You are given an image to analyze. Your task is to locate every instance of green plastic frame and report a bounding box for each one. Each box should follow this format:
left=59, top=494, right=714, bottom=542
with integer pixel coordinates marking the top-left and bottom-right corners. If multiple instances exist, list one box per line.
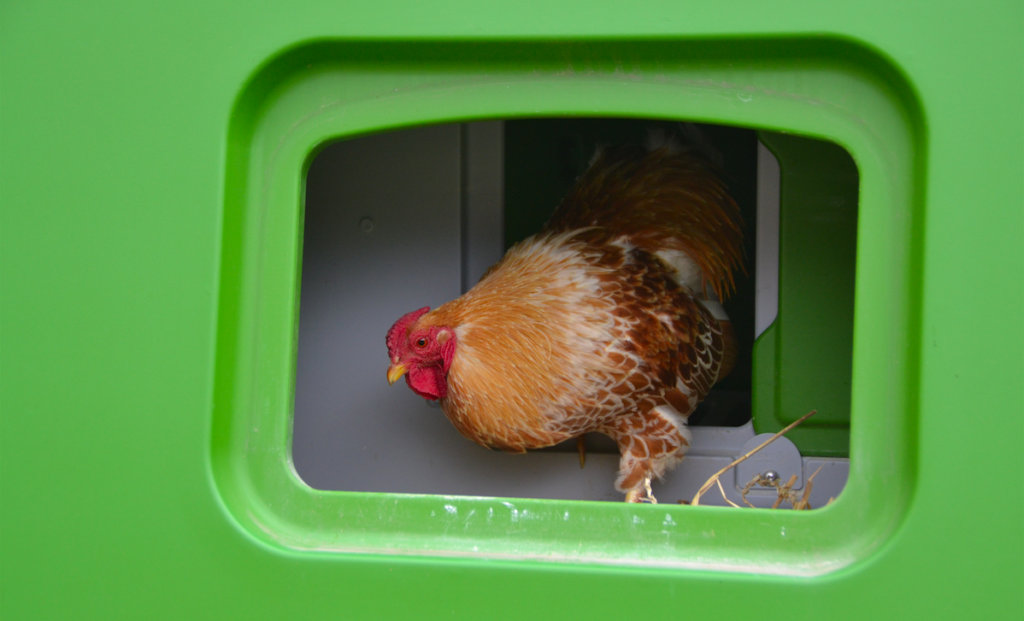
left=211, top=39, right=922, bottom=575
left=753, top=131, right=860, bottom=456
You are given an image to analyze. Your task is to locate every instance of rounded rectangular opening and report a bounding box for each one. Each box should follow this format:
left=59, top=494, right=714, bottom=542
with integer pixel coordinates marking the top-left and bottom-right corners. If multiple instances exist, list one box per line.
left=210, top=39, right=920, bottom=572
left=292, top=118, right=855, bottom=507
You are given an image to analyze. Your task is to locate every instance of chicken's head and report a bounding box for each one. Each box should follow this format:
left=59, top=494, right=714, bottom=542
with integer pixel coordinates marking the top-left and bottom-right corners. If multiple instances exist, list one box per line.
left=385, top=307, right=457, bottom=401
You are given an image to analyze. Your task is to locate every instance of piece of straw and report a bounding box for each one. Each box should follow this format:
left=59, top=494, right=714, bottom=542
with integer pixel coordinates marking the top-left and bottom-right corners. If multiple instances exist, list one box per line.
left=716, top=478, right=741, bottom=508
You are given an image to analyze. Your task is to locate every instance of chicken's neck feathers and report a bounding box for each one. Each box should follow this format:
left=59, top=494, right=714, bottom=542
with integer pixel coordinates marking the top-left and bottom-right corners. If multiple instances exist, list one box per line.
left=426, top=232, right=631, bottom=449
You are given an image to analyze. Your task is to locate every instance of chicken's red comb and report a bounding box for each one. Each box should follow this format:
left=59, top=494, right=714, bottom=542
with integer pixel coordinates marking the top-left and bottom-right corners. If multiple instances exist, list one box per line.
left=386, top=307, right=430, bottom=356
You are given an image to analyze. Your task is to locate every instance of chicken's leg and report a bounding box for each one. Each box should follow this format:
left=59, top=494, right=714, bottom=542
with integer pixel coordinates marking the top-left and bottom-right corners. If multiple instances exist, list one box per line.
left=624, top=475, right=657, bottom=503
left=605, top=401, right=692, bottom=503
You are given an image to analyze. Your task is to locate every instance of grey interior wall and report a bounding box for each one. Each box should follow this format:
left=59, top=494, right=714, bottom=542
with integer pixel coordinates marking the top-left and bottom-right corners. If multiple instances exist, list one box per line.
left=292, top=122, right=847, bottom=505
left=461, top=122, right=505, bottom=291
left=755, top=141, right=780, bottom=338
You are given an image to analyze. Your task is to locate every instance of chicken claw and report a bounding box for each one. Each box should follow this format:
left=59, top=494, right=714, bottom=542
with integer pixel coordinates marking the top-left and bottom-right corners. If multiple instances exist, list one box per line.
left=624, top=475, right=658, bottom=503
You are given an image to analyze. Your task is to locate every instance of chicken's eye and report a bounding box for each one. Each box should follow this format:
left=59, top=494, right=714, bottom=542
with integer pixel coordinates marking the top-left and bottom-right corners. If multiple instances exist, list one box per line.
left=416, top=338, right=427, bottom=348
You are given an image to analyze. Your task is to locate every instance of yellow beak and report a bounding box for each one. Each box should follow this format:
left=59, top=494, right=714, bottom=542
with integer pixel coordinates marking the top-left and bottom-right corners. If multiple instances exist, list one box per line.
left=387, top=363, right=408, bottom=385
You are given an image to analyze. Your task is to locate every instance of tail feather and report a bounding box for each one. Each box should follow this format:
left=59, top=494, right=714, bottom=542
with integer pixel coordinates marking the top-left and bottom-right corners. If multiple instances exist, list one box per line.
left=544, top=139, right=745, bottom=301
left=645, top=123, right=724, bottom=168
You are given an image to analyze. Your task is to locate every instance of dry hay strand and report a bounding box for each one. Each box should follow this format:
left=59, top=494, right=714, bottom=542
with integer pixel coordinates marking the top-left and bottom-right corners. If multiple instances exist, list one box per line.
left=688, top=410, right=817, bottom=508
left=739, top=465, right=824, bottom=510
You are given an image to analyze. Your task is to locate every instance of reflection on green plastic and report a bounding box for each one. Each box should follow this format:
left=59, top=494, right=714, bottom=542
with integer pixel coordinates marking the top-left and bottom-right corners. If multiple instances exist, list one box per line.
left=753, top=132, right=859, bottom=456
left=210, top=40, right=921, bottom=573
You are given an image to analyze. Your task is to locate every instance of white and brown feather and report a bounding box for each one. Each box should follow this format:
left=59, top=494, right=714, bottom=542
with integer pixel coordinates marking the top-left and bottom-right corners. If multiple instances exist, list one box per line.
left=409, top=145, right=743, bottom=497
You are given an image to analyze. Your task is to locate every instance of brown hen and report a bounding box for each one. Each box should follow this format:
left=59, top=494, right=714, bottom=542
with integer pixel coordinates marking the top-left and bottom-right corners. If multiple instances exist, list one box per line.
left=386, top=140, right=744, bottom=502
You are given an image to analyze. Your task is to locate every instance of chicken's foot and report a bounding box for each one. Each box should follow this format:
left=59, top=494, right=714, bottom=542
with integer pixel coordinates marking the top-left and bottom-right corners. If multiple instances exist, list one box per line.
left=624, top=475, right=658, bottom=503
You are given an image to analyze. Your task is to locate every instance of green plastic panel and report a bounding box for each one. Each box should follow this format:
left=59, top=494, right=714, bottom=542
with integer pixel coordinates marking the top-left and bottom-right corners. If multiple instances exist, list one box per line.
left=2, top=2, right=1021, bottom=620
left=210, top=39, right=916, bottom=572
left=753, top=131, right=859, bottom=456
